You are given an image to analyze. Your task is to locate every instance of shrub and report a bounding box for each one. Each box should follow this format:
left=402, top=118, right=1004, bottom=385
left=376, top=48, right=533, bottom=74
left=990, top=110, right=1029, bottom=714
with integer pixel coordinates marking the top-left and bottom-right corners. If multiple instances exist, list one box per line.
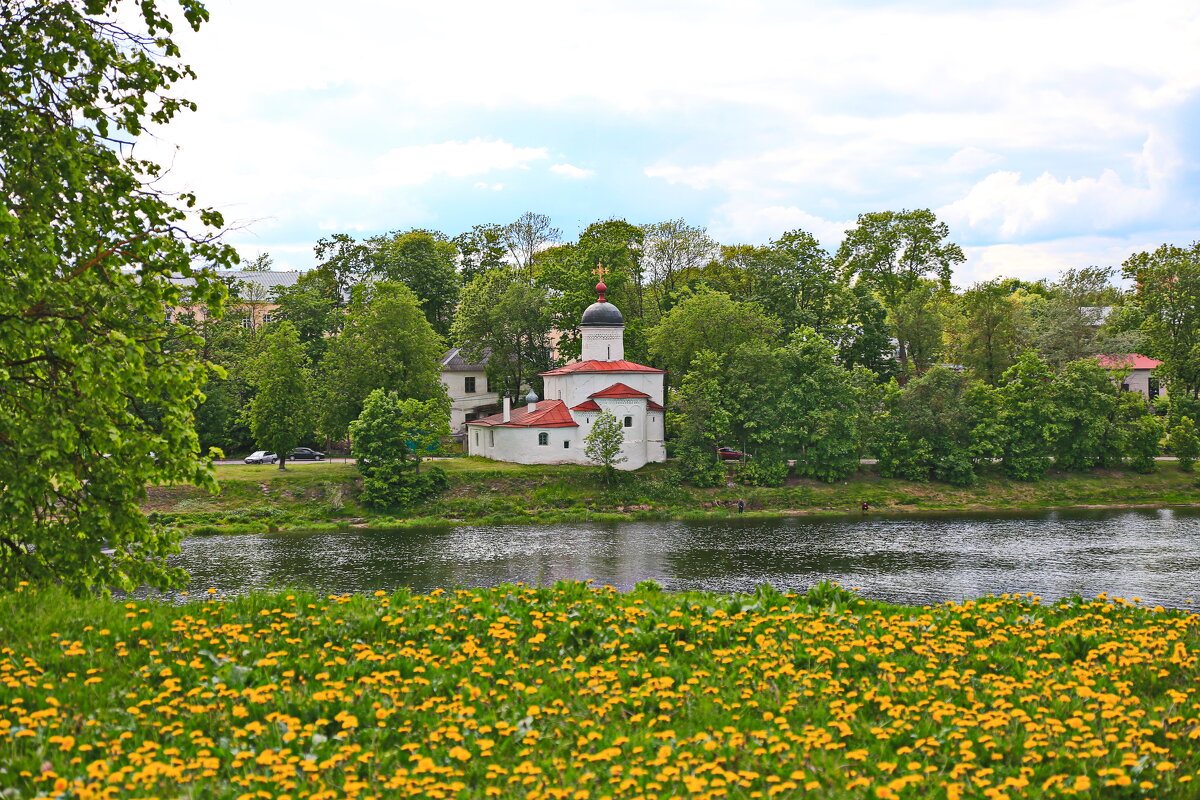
left=740, top=456, right=789, bottom=487
left=1126, top=415, right=1165, bottom=474
left=1169, top=416, right=1199, bottom=473
left=360, top=464, right=449, bottom=511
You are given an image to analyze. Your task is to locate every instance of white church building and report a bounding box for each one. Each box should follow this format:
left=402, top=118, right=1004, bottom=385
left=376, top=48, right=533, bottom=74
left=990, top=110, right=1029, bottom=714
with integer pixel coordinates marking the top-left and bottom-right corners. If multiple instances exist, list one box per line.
left=466, top=281, right=667, bottom=470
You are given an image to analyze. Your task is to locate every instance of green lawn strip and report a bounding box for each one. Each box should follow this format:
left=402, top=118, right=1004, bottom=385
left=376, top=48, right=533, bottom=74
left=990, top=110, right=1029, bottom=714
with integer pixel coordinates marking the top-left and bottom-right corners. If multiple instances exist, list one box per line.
left=2, top=582, right=1198, bottom=799
left=145, top=459, right=1200, bottom=532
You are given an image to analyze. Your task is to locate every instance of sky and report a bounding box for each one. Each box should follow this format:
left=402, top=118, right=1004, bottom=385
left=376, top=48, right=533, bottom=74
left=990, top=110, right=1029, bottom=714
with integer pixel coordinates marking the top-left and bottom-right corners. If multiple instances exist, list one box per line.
left=143, top=0, right=1200, bottom=286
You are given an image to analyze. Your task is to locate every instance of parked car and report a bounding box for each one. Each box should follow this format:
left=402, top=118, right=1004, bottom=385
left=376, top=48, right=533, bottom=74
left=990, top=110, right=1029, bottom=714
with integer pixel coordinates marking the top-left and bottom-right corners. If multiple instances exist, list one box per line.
left=290, top=447, right=325, bottom=461
left=244, top=450, right=277, bottom=464
left=717, top=447, right=751, bottom=461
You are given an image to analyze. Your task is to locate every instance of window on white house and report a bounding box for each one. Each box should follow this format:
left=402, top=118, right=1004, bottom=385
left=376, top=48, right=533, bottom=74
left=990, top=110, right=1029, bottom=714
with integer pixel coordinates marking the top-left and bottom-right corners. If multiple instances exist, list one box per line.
left=538, top=432, right=549, bottom=446
left=1149, top=377, right=1160, bottom=398
left=483, top=377, right=488, bottom=392
left=240, top=316, right=252, bottom=329
left=465, top=376, right=476, bottom=393
left=624, top=416, right=633, bottom=427
left=489, top=430, right=494, bottom=447
left=474, top=432, right=479, bottom=447
left=563, top=440, right=570, bottom=448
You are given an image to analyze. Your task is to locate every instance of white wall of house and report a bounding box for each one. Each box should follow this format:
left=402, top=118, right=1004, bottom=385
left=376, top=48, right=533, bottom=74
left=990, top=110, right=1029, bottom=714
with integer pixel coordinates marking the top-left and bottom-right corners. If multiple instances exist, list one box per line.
left=572, top=400, right=665, bottom=470
left=467, top=425, right=581, bottom=464
left=1120, top=369, right=1166, bottom=401
left=441, top=369, right=499, bottom=432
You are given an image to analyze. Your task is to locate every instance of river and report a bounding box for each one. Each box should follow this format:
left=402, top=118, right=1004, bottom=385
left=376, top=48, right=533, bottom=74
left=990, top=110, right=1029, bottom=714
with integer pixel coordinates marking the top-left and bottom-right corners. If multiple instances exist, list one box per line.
left=169, top=507, right=1200, bottom=608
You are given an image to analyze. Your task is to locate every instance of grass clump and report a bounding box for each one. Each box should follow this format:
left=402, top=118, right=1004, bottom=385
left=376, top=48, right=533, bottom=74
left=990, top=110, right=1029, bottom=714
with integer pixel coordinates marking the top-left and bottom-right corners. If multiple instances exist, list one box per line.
left=2, top=582, right=1199, bottom=798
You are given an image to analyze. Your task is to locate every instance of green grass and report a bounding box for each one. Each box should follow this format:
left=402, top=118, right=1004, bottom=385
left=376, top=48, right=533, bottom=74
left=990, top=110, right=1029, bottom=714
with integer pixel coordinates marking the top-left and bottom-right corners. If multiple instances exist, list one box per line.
left=145, top=458, right=1200, bottom=532
left=2, top=582, right=1198, bottom=799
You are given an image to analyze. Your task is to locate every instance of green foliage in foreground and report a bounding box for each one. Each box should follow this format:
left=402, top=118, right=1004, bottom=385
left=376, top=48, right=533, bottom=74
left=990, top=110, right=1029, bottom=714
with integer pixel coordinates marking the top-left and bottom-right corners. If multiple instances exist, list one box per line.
left=2, top=583, right=1199, bottom=799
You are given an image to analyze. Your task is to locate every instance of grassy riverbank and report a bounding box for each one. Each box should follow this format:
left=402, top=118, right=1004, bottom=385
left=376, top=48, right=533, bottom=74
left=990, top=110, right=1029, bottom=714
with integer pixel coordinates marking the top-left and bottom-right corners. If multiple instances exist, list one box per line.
left=142, top=458, right=1200, bottom=532
left=3, top=582, right=1198, bottom=799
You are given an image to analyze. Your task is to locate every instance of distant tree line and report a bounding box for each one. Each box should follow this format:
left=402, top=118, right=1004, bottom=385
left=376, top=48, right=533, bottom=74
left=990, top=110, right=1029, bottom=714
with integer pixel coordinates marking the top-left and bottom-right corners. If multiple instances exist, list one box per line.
left=182, top=210, right=1200, bottom=486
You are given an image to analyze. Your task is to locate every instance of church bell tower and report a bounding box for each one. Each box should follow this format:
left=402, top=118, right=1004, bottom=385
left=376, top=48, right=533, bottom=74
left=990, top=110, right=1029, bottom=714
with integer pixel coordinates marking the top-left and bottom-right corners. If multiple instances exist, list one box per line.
left=579, top=279, right=624, bottom=362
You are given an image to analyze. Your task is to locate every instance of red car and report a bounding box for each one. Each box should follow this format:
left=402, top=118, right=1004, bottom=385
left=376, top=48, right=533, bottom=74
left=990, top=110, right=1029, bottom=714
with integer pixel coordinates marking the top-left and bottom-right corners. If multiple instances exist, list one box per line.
left=717, top=447, right=751, bottom=461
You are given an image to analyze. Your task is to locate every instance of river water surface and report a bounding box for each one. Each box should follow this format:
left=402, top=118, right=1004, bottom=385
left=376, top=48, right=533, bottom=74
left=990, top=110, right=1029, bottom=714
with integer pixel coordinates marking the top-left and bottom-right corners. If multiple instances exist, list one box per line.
left=172, top=508, right=1200, bottom=608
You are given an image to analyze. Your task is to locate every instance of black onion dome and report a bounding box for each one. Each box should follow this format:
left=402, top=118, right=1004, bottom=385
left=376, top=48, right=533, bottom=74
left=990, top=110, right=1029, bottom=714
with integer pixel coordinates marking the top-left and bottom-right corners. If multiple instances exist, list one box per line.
left=580, top=301, right=624, bottom=326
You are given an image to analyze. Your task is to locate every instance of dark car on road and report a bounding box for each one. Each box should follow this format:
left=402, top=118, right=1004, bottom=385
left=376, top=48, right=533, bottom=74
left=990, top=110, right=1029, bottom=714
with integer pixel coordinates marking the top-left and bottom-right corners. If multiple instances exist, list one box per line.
left=290, top=447, right=325, bottom=461
left=717, top=447, right=751, bottom=461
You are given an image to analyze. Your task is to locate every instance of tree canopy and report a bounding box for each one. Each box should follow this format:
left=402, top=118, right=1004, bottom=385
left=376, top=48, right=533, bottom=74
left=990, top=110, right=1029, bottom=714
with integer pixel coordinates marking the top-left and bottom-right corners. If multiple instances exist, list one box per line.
left=0, top=0, right=235, bottom=593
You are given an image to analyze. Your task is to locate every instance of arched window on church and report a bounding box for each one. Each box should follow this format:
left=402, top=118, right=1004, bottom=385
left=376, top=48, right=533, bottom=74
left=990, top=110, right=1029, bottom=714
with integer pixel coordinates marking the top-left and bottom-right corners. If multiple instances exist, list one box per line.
left=538, top=432, right=549, bottom=446
left=624, top=416, right=633, bottom=428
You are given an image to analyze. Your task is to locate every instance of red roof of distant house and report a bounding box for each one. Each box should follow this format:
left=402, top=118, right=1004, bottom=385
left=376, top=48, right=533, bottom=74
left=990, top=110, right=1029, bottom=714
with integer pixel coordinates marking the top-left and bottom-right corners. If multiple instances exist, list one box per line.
left=589, top=382, right=651, bottom=399
left=571, top=399, right=602, bottom=412
left=540, top=360, right=665, bottom=376
left=1098, top=354, right=1163, bottom=370
left=466, top=399, right=578, bottom=428
left=647, top=400, right=664, bottom=411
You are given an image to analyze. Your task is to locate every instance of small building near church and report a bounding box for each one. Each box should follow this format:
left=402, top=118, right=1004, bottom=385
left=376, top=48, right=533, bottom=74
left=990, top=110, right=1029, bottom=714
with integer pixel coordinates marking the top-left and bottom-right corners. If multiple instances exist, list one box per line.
left=1098, top=353, right=1166, bottom=401
left=466, top=282, right=666, bottom=469
left=439, top=348, right=501, bottom=435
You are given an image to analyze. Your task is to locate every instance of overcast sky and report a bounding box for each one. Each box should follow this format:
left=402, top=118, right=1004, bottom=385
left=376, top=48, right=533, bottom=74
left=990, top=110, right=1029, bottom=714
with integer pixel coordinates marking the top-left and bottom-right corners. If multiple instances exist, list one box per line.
left=145, top=0, right=1200, bottom=285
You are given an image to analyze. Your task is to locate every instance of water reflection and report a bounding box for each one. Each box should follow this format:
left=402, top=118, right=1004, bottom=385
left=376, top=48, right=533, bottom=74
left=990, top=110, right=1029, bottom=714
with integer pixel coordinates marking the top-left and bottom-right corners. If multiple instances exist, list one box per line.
left=170, top=508, right=1200, bottom=608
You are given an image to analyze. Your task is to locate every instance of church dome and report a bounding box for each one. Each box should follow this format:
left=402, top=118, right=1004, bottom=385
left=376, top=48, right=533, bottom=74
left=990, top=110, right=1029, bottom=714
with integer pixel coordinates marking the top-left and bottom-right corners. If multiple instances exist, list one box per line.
left=581, top=298, right=624, bottom=327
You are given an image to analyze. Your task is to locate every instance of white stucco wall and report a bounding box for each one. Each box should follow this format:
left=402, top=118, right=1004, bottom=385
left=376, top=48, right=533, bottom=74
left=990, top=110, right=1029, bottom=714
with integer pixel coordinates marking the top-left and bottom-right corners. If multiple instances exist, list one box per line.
left=581, top=326, right=624, bottom=361
left=441, top=369, right=499, bottom=432
left=1120, top=369, right=1166, bottom=401
left=543, top=371, right=664, bottom=410
left=467, top=424, right=583, bottom=464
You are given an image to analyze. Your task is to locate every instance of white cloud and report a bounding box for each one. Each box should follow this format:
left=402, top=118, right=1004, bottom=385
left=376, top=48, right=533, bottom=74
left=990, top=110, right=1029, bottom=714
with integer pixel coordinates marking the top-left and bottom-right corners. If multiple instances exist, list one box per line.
left=958, top=235, right=1172, bottom=286
left=372, top=139, right=547, bottom=185
left=473, top=182, right=505, bottom=191
left=550, top=163, right=595, bottom=179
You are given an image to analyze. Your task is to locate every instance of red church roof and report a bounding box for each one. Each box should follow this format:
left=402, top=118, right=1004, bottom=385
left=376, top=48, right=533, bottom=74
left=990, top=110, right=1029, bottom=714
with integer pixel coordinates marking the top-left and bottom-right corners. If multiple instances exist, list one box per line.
left=540, top=359, right=665, bottom=376
left=571, top=399, right=602, bottom=412
left=589, top=382, right=651, bottom=399
left=647, top=400, right=664, bottom=411
left=1098, top=354, right=1162, bottom=370
left=466, top=399, right=578, bottom=428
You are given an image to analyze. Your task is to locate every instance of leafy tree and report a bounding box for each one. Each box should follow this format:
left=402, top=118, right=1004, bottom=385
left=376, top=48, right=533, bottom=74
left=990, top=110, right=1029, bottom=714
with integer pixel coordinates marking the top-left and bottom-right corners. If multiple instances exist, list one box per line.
left=837, top=283, right=895, bottom=377
left=316, top=282, right=448, bottom=442
left=889, top=280, right=947, bottom=371
left=453, top=223, right=509, bottom=283
left=242, top=253, right=274, bottom=272
left=1123, top=243, right=1200, bottom=400
left=585, top=411, right=627, bottom=483
left=666, top=351, right=730, bottom=487
left=1033, top=267, right=1115, bottom=367
left=349, top=389, right=450, bottom=509
left=247, top=323, right=311, bottom=470
left=647, top=289, right=782, bottom=382
left=504, top=212, right=561, bottom=275
left=1126, top=414, right=1165, bottom=474
left=994, top=352, right=1061, bottom=481
left=270, top=271, right=341, bottom=364
left=1051, top=359, right=1124, bottom=471
left=452, top=268, right=554, bottom=402
left=876, top=368, right=979, bottom=486
left=757, top=229, right=848, bottom=337
left=959, top=279, right=1023, bottom=385
left=0, top=0, right=235, bottom=593
left=837, top=209, right=964, bottom=365
left=371, top=229, right=460, bottom=337
left=641, top=219, right=716, bottom=317
left=312, top=233, right=371, bottom=307
left=1169, top=417, right=1199, bottom=472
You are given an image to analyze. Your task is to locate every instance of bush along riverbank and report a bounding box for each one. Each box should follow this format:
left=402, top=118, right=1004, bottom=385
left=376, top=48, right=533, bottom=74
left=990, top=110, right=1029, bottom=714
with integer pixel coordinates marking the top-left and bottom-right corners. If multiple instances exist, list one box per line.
left=2, top=581, right=1199, bottom=799
left=142, top=459, right=1200, bottom=533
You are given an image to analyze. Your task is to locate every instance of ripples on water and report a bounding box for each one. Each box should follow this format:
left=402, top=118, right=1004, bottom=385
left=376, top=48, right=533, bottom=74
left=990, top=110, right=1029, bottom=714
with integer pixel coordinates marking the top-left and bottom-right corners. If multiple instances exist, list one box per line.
left=170, top=508, right=1200, bottom=608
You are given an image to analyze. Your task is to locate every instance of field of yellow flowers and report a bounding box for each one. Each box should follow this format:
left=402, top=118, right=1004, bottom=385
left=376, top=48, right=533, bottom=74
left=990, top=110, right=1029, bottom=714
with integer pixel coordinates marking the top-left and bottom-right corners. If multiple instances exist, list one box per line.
left=2, top=580, right=1199, bottom=800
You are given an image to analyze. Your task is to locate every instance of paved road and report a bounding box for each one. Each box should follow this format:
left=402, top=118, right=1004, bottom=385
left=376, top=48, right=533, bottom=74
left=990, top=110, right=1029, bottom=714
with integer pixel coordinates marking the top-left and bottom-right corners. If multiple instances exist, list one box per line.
left=214, top=457, right=355, bottom=466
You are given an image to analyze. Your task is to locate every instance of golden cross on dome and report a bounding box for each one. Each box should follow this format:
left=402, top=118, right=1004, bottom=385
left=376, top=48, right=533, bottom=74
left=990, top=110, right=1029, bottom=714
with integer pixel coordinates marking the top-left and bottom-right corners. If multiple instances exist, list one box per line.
left=593, top=263, right=607, bottom=281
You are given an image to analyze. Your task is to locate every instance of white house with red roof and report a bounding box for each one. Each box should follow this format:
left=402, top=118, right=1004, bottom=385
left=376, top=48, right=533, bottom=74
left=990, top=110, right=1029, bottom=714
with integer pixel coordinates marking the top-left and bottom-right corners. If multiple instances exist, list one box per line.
left=465, top=282, right=666, bottom=469
left=1098, top=354, right=1166, bottom=401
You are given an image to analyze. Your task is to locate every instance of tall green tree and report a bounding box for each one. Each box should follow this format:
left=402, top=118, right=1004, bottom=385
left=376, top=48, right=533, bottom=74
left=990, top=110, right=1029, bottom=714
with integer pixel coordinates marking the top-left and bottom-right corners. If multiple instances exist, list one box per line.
left=958, top=279, right=1023, bottom=385
left=453, top=223, right=509, bottom=284
left=876, top=368, right=980, bottom=486
left=1169, top=417, right=1199, bottom=472
left=452, top=269, right=554, bottom=402
left=836, top=283, right=895, bottom=378
left=270, top=271, right=341, bottom=363
left=1123, top=243, right=1200, bottom=400
left=757, top=229, right=848, bottom=337
left=666, top=351, right=731, bottom=487
left=1050, top=359, right=1125, bottom=471
left=317, top=282, right=448, bottom=442
left=837, top=209, right=964, bottom=365
left=647, top=289, right=782, bottom=382
left=350, top=389, right=450, bottom=509
left=371, top=229, right=460, bottom=337
left=1033, top=267, right=1115, bottom=368
left=994, top=352, right=1061, bottom=481
left=247, top=323, right=311, bottom=470
left=504, top=212, right=561, bottom=275
left=889, top=280, right=948, bottom=371
left=0, top=0, right=236, bottom=593
left=584, top=411, right=627, bottom=484
left=640, top=219, right=716, bottom=318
